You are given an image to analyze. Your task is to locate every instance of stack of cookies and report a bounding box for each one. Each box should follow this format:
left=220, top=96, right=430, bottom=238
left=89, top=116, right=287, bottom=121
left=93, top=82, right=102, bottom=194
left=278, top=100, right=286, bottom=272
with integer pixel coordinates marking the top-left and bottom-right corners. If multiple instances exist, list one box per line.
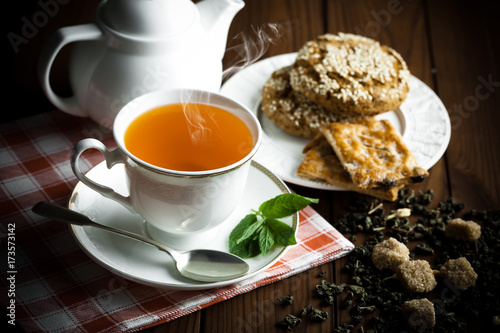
left=261, top=33, right=428, bottom=201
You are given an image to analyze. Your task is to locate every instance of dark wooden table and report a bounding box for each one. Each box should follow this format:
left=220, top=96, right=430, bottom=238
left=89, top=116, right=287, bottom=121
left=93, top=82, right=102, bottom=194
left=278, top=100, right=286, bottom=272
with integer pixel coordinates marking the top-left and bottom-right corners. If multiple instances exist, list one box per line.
left=5, top=0, right=499, bottom=332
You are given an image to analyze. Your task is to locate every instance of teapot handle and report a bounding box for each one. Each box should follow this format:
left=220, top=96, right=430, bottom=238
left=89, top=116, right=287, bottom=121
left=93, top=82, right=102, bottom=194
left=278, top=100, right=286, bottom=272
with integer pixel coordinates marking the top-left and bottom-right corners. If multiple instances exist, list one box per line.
left=38, top=23, right=103, bottom=117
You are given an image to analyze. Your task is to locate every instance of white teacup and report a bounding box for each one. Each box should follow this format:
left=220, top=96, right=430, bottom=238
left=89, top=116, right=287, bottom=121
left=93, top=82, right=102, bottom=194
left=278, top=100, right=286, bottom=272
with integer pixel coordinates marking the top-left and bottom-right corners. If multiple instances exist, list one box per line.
left=71, top=89, right=262, bottom=250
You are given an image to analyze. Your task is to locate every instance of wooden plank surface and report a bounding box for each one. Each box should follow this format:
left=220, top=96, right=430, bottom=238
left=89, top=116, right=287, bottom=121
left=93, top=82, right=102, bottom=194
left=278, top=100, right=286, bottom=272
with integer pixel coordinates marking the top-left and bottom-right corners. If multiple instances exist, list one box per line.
left=426, top=0, right=500, bottom=210
left=148, top=1, right=499, bottom=332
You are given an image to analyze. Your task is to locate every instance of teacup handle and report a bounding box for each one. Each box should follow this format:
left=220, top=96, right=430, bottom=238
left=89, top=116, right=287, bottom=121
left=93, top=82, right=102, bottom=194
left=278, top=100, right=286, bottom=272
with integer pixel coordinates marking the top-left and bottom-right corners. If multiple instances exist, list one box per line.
left=71, top=138, right=134, bottom=212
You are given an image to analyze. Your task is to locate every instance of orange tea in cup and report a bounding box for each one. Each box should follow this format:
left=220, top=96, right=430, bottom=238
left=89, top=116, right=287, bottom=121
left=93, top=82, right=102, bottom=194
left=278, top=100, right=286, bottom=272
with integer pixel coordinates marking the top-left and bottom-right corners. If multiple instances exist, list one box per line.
left=124, top=103, right=253, bottom=171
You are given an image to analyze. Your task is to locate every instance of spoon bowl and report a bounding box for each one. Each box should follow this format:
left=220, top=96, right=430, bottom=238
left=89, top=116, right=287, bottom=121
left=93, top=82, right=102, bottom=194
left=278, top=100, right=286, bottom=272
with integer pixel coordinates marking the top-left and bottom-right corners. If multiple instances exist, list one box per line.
left=32, top=201, right=250, bottom=283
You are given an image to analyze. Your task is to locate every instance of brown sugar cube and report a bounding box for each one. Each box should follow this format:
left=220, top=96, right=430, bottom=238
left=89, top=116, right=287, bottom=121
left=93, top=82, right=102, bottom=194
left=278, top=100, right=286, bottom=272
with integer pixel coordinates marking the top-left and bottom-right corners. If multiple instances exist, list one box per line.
left=395, top=260, right=437, bottom=293
left=439, top=257, right=478, bottom=291
left=372, top=237, right=410, bottom=271
left=402, top=298, right=436, bottom=329
left=445, top=218, right=481, bottom=241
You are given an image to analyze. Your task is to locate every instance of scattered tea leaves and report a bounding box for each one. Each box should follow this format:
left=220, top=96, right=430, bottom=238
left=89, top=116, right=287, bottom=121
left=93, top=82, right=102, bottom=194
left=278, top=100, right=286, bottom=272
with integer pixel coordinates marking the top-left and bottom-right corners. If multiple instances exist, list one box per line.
left=273, top=189, right=499, bottom=331
left=276, top=304, right=329, bottom=330
left=277, top=295, right=294, bottom=305
left=310, top=308, right=328, bottom=322
left=275, top=314, right=301, bottom=330
left=330, top=189, right=500, bottom=332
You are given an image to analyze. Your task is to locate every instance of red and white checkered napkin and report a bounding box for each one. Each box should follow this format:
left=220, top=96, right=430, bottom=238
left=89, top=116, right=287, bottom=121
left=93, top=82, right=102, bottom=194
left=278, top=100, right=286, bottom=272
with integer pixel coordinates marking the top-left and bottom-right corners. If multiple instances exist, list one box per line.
left=0, top=111, right=354, bottom=333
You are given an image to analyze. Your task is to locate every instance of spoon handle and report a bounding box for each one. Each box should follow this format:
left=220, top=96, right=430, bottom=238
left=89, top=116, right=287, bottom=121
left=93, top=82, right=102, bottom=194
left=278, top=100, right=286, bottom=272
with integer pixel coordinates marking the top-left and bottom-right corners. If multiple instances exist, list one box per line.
left=31, top=201, right=181, bottom=261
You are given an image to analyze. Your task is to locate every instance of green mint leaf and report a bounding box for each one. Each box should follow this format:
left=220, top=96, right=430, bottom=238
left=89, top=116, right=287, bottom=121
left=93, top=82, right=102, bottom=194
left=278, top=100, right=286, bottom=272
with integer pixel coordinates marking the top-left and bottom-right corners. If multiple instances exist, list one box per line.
left=229, top=213, right=257, bottom=244
left=247, top=237, right=262, bottom=258
left=267, top=218, right=297, bottom=246
left=259, top=193, right=319, bottom=219
left=235, top=217, right=265, bottom=245
left=229, top=214, right=258, bottom=258
left=259, top=225, right=275, bottom=256
left=229, top=236, right=261, bottom=259
left=229, top=194, right=317, bottom=258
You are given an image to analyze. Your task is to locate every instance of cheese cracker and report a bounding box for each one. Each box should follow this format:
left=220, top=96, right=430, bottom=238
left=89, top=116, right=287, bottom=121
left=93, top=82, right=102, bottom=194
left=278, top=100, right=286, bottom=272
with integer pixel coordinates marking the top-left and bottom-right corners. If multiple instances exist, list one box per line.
left=297, top=133, right=403, bottom=201
left=321, top=118, right=428, bottom=189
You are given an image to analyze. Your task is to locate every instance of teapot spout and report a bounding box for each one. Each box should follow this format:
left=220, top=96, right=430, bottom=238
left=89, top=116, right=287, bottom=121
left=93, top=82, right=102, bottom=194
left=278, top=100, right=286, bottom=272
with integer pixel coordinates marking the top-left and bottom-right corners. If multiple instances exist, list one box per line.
left=196, top=0, right=244, bottom=60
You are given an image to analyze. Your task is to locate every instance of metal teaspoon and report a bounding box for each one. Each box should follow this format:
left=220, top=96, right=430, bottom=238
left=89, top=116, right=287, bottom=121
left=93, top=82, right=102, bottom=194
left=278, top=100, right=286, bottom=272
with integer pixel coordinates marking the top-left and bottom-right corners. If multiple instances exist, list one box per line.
left=32, top=201, right=250, bottom=283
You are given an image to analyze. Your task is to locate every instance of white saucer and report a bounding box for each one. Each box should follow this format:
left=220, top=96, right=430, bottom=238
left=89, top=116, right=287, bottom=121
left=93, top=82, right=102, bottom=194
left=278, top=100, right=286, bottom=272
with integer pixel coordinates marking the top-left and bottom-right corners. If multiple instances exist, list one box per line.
left=68, top=160, right=296, bottom=290
left=220, top=53, right=451, bottom=190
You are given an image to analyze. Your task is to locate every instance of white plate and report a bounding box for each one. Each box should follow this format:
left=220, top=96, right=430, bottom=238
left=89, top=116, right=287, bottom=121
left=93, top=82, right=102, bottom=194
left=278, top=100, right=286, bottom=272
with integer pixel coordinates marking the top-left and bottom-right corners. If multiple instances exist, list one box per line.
left=68, top=160, right=296, bottom=290
left=220, top=53, right=451, bottom=190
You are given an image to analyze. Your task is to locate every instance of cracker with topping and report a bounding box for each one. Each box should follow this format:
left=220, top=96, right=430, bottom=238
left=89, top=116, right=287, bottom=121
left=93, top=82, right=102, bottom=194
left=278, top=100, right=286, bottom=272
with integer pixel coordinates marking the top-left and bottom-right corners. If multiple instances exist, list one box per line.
left=321, top=118, right=428, bottom=189
left=289, top=33, right=410, bottom=117
left=297, top=133, right=403, bottom=201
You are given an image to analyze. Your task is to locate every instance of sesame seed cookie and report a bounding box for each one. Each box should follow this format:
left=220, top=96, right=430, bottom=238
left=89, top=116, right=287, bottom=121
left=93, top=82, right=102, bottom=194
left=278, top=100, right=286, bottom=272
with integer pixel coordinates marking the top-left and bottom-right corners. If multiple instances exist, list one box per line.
left=289, top=33, right=411, bottom=116
left=261, top=65, right=366, bottom=138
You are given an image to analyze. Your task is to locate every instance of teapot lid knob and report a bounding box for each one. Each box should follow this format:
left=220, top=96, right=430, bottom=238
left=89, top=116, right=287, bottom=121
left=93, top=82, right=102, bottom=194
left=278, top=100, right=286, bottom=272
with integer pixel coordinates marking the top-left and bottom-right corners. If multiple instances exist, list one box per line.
left=99, top=0, right=199, bottom=37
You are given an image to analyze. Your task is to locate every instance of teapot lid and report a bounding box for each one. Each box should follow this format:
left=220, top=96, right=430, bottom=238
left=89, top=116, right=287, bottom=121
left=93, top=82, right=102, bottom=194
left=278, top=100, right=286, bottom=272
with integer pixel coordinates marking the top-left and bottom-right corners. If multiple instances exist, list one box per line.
left=98, top=0, right=199, bottom=37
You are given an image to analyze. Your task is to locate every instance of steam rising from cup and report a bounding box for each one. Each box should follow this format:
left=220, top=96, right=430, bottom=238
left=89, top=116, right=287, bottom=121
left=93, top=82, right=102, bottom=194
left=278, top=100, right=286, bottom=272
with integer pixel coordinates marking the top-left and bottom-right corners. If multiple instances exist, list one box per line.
left=181, top=23, right=282, bottom=145
left=184, top=102, right=216, bottom=146
left=223, top=23, right=283, bottom=80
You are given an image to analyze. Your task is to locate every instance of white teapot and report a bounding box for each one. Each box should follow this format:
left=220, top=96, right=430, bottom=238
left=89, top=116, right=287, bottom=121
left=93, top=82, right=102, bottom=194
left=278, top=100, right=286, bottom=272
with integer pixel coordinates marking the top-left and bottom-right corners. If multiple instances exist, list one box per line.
left=38, top=0, right=244, bottom=127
